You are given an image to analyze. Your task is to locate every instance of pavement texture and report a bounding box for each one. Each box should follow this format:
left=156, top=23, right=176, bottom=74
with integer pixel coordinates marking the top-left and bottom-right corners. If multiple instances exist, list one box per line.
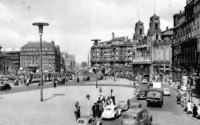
left=163, top=81, right=200, bottom=123
left=0, top=78, right=136, bottom=125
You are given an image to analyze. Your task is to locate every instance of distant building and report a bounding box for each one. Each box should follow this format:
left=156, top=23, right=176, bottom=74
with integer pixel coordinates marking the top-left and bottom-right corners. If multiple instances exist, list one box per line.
left=1, top=48, right=20, bottom=74
left=90, top=33, right=133, bottom=77
left=61, top=52, right=76, bottom=72
left=0, top=52, right=12, bottom=75
left=20, top=40, right=61, bottom=73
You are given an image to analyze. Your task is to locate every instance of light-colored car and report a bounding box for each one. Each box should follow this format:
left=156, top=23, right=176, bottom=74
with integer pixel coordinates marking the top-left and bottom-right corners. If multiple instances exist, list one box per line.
left=163, top=88, right=171, bottom=96
left=121, top=108, right=152, bottom=125
left=118, top=100, right=129, bottom=111
left=76, top=116, right=102, bottom=125
left=101, top=105, right=121, bottom=119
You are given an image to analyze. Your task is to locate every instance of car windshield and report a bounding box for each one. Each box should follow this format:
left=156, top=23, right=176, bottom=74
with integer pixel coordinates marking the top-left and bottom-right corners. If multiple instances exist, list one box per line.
left=147, top=91, right=161, bottom=98
left=105, top=108, right=111, bottom=111
left=164, top=88, right=169, bottom=91
left=139, top=91, right=145, bottom=94
left=77, top=120, right=85, bottom=124
left=122, top=114, right=136, bottom=119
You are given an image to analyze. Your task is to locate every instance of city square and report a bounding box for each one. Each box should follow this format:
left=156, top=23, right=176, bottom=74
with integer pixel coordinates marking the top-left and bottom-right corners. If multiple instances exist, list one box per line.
left=0, top=0, right=200, bottom=125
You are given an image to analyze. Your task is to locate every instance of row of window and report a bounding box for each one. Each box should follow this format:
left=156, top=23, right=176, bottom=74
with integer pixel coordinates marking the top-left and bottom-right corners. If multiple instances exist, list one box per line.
left=21, top=47, right=53, bottom=51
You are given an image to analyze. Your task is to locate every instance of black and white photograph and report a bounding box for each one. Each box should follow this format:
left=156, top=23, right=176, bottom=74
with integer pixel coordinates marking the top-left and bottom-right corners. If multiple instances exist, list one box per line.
left=0, top=0, right=200, bottom=125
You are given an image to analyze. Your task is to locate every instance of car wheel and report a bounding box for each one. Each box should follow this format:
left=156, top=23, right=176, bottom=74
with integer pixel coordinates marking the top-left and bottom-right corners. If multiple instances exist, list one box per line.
left=98, top=123, right=102, bottom=125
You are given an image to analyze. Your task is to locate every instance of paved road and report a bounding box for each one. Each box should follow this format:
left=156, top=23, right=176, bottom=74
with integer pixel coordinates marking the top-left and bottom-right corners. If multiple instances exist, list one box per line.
left=100, top=82, right=200, bottom=125
left=1, top=79, right=199, bottom=125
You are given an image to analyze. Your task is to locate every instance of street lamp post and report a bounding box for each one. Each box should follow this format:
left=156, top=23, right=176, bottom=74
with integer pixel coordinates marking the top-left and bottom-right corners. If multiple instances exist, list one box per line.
left=91, top=39, right=101, bottom=88
left=32, top=22, right=49, bottom=102
left=113, top=48, right=116, bottom=82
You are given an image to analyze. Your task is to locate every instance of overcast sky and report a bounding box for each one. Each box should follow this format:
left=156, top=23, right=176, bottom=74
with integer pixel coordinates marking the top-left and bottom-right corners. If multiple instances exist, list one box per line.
left=0, top=0, right=185, bottom=63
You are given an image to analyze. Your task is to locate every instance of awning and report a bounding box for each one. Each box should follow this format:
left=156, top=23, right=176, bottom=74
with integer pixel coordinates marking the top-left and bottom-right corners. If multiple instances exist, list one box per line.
left=130, top=61, right=152, bottom=65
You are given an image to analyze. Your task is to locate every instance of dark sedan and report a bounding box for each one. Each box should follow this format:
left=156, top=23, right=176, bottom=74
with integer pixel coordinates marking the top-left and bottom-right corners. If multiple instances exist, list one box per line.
left=0, top=84, right=12, bottom=91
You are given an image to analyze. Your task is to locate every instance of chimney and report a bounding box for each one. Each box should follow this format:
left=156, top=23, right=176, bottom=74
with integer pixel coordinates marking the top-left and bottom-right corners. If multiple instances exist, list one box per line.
left=51, top=40, right=54, bottom=45
left=166, top=26, right=168, bottom=31
left=112, top=32, right=115, bottom=39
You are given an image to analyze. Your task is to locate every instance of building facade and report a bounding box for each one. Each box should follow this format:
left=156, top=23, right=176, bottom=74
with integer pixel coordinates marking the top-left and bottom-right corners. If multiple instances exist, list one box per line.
left=172, top=0, right=200, bottom=88
left=61, top=52, right=76, bottom=72
left=1, top=48, right=20, bottom=74
left=132, top=14, right=173, bottom=80
left=90, top=33, right=133, bottom=77
left=20, top=41, right=61, bottom=73
left=0, top=52, right=12, bottom=75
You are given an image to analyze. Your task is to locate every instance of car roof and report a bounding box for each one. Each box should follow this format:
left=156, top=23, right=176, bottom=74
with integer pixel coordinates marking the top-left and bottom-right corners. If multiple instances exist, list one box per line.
left=123, top=108, right=143, bottom=114
left=79, top=116, right=92, bottom=120
left=148, top=88, right=163, bottom=92
left=105, top=105, right=116, bottom=108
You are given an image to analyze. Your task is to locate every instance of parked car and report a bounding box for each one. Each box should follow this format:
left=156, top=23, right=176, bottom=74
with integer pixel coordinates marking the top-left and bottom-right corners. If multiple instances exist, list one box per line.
left=118, top=100, right=129, bottom=111
left=0, top=83, right=12, bottom=91
left=121, top=108, right=152, bottom=125
left=129, top=102, right=143, bottom=109
left=142, top=75, right=150, bottom=84
left=101, top=105, right=121, bottom=119
left=137, top=89, right=148, bottom=100
left=76, top=116, right=102, bottom=125
left=163, top=88, right=171, bottom=96
left=146, top=88, right=164, bottom=108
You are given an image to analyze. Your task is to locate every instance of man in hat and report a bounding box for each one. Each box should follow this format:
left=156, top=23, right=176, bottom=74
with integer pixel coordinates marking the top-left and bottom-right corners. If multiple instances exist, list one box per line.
left=193, top=103, right=198, bottom=117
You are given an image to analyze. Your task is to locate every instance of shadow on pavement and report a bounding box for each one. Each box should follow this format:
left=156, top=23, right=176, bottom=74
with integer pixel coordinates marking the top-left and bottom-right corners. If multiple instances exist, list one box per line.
left=43, top=95, right=57, bottom=102
left=52, top=94, right=65, bottom=96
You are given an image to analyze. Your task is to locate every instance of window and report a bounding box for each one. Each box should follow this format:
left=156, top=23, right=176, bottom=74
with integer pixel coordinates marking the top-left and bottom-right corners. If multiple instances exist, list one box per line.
left=155, top=23, right=158, bottom=30
left=140, top=29, right=143, bottom=34
left=156, top=34, right=158, bottom=40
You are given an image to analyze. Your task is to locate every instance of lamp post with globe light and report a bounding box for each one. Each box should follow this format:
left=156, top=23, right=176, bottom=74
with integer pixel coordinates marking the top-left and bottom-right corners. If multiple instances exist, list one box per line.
left=32, top=22, right=49, bottom=102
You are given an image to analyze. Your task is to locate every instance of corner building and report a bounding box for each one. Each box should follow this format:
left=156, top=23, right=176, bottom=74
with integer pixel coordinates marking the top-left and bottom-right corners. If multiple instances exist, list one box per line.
left=20, top=41, right=61, bottom=73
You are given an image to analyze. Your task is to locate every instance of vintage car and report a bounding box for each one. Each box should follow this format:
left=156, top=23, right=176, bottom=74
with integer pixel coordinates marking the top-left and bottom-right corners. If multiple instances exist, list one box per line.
left=137, top=89, right=148, bottom=100
left=163, top=88, right=171, bottom=96
left=146, top=88, right=164, bottom=108
left=142, top=75, right=150, bottom=84
left=121, top=108, right=152, bottom=125
left=76, top=116, right=102, bottom=125
left=118, top=100, right=129, bottom=111
left=0, top=83, right=12, bottom=91
left=129, top=102, right=143, bottom=109
left=101, top=105, right=121, bottom=119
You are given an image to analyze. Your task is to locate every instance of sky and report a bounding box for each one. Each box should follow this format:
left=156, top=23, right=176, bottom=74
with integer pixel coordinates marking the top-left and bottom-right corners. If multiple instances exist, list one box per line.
left=0, top=0, right=185, bottom=63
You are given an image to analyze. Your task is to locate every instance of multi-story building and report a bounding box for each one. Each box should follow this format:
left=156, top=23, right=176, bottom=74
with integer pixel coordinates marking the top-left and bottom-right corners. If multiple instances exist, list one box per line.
left=1, top=48, right=20, bottom=74
left=148, top=15, right=173, bottom=77
left=0, top=52, right=12, bottom=75
left=90, top=33, right=133, bottom=77
left=132, top=14, right=173, bottom=80
left=172, top=0, right=200, bottom=87
left=132, top=21, right=151, bottom=76
left=61, top=52, right=76, bottom=72
left=20, top=40, right=61, bottom=73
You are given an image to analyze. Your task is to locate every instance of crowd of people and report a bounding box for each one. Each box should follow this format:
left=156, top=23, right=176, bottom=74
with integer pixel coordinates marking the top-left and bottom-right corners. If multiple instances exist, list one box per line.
left=184, top=100, right=200, bottom=119
left=92, top=96, right=115, bottom=118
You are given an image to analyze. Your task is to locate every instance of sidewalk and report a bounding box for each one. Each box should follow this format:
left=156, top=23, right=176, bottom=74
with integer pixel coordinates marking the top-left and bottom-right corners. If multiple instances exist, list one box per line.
left=163, top=81, right=200, bottom=122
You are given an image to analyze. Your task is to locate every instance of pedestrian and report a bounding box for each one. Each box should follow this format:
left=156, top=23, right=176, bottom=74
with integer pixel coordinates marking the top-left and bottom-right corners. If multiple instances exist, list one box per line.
left=92, top=103, right=96, bottom=118
left=53, top=78, right=56, bottom=88
left=77, top=77, right=79, bottom=83
left=74, top=102, right=81, bottom=121
left=95, top=103, right=100, bottom=118
left=197, top=103, right=200, bottom=119
left=97, top=97, right=101, bottom=104
left=193, top=103, right=198, bottom=117
left=187, top=100, right=192, bottom=114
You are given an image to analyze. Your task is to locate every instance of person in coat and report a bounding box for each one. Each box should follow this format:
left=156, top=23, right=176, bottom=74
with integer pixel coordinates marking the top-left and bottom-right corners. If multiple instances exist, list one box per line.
left=193, top=103, right=198, bottom=117
left=92, top=103, right=96, bottom=118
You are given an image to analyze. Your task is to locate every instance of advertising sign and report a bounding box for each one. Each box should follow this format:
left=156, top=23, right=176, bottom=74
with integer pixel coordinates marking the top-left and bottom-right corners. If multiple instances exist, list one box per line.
left=181, top=75, right=188, bottom=91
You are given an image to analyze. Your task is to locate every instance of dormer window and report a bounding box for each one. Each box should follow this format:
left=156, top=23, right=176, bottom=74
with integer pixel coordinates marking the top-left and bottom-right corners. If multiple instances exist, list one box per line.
left=140, top=29, right=142, bottom=34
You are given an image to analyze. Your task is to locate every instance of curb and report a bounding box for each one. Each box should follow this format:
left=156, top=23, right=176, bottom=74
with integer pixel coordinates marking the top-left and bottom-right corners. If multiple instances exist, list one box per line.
left=183, top=111, right=200, bottom=123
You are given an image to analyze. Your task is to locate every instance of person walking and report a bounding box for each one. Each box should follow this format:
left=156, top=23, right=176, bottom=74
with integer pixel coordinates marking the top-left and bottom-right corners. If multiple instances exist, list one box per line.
left=193, top=103, right=198, bottom=118
left=53, top=78, right=56, bottom=88
left=187, top=100, right=192, bottom=114
left=74, top=102, right=81, bottom=121
left=92, top=103, right=96, bottom=118
left=197, top=103, right=200, bottom=118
